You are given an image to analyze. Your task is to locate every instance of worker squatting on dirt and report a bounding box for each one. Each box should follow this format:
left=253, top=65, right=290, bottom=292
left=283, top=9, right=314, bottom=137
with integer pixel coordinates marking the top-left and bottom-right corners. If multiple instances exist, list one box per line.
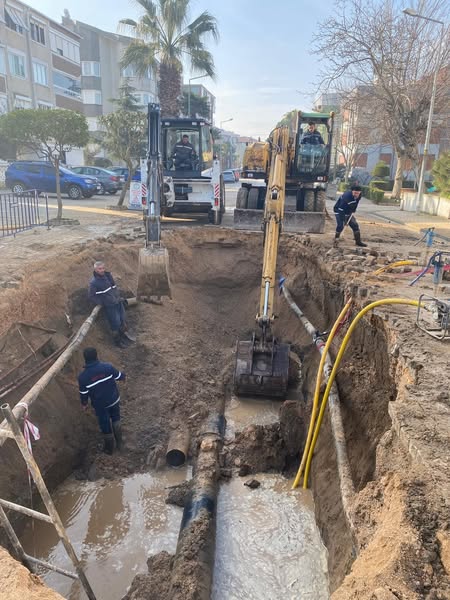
left=78, top=347, right=125, bottom=455
left=88, top=261, right=133, bottom=348
left=333, top=186, right=368, bottom=247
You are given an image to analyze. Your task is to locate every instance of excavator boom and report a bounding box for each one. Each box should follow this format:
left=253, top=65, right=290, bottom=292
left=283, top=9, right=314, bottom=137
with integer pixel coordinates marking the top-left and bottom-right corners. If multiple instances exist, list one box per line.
left=234, top=128, right=291, bottom=398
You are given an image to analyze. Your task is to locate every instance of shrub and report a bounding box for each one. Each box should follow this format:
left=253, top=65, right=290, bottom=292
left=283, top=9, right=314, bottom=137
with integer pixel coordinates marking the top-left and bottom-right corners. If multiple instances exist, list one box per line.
left=401, top=180, right=415, bottom=189
left=432, top=152, right=450, bottom=198
left=372, top=161, right=390, bottom=178
left=369, top=188, right=385, bottom=203
left=338, top=181, right=350, bottom=192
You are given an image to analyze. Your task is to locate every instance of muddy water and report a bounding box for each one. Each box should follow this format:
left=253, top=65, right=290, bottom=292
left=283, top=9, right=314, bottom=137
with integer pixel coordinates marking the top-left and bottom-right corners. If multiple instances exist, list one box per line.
left=212, top=476, right=329, bottom=600
left=225, top=394, right=280, bottom=440
left=20, top=468, right=189, bottom=600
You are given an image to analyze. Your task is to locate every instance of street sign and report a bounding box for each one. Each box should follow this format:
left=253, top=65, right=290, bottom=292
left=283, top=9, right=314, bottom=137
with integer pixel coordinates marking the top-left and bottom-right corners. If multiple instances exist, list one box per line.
left=129, top=181, right=142, bottom=211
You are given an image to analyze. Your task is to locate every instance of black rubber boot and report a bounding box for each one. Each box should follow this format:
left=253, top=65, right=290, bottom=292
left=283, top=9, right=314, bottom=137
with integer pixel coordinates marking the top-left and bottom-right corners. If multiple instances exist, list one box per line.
left=333, top=231, right=341, bottom=247
left=112, top=421, right=123, bottom=451
left=102, top=433, right=115, bottom=455
left=354, top=231, right=368, bottom=247
left=113, top=331, right=127, bottom=348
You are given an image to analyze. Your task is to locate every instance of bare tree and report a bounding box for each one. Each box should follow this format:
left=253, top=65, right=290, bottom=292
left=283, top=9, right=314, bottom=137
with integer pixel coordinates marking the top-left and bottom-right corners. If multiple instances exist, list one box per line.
left=314, top=0, right=450, bottom=197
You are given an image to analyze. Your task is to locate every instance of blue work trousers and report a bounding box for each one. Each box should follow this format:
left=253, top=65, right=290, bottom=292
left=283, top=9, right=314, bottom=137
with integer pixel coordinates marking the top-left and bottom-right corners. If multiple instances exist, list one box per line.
left=95, top=400, right=121, bottom=434
left=335, top=212, right=360, bottom=234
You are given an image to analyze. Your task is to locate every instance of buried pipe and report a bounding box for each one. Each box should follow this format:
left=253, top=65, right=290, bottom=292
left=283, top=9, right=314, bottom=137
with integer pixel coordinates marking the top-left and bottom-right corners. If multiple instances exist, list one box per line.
left=166, top=430, right=190, bottom=467
left=281, top=286, right=357, bottom=542
left=169, top=411, right=225, bottom=600
left=0, top=305, right=101, bottom=446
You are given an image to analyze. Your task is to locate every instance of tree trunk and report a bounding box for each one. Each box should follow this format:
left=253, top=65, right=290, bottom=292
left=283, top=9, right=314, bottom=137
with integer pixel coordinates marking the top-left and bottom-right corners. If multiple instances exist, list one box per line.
left=159, top=63, right=182, bottom=117
left=392, top=152, right=405, bottom=199
left=117, top=176, right=131, bottom=207
left=54, top=157, right=63, bottom=220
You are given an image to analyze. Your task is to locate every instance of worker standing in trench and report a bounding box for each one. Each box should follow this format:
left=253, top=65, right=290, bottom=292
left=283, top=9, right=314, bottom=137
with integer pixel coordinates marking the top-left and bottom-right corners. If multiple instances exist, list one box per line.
left=78, top=347, right=125, bottom=454
left=88, top=261, right=134, bottom=348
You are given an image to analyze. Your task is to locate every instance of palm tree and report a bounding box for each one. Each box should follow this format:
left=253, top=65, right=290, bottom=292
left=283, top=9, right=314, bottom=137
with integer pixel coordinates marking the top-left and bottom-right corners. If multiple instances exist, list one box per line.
left=120, top=0, right=219, bottom=117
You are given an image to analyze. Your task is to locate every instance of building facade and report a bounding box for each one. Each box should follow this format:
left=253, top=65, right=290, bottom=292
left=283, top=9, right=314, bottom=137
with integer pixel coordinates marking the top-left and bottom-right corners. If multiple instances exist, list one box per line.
left=183, top=83, right=215, bottom=124
left=62, top=13, right=158, bottom=134
left=0, top=0, right=83, bottom=116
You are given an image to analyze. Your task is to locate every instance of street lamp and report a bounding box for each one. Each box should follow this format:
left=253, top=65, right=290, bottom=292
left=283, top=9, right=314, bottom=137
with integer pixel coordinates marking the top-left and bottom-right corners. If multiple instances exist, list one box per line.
left=188, top=74, right=208, bottom=117
left=403, top=8, right=445, bottom=214
left=220, top=118, right=233, bottom=129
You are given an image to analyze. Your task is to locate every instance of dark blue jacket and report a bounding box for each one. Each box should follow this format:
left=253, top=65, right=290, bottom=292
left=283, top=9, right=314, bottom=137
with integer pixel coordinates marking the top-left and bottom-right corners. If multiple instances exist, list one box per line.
left=334, top=190, right=362, bottom=215
left=78, top=360, right=125, bottom=412
left=88, top=271, right=121, bottom=307
left=301, top=130, right=325, bottom=145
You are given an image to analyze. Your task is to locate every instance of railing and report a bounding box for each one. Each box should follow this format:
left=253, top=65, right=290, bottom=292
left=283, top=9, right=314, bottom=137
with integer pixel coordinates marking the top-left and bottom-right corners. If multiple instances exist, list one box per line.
left=0, top=191, right=50, bottom=237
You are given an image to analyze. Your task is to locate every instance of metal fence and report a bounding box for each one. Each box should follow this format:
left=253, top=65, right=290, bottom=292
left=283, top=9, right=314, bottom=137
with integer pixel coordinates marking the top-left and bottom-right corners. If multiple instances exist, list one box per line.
left=0, top=191, right=50, bottom=238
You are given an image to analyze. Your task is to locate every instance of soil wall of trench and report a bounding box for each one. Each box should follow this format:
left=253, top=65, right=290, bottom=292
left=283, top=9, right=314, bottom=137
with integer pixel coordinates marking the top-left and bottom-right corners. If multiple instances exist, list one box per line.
left=0, top=227, right=449, bottom=599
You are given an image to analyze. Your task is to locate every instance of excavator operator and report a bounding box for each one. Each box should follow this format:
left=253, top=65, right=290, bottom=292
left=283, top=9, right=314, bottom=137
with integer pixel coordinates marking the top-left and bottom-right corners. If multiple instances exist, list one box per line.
left=301, top=123, right=325, bottom=145
left=171, top=134, right=197, bottom=170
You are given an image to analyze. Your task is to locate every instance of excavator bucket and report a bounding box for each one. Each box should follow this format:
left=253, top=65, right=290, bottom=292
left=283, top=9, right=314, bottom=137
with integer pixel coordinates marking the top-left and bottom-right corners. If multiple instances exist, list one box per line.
left=233, top=338, right=290, bottom=399
left=137, top=246, right=171, bottom=300
left=233, top=208, right=325, bottom=234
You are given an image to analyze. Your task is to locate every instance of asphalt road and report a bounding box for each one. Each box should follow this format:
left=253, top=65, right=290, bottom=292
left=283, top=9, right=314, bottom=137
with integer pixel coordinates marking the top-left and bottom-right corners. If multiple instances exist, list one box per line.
left=43, top=182, right=240, bottom=226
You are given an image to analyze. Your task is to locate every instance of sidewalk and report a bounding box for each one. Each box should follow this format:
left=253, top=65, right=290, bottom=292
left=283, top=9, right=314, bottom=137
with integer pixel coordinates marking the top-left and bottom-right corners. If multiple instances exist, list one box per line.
left=327, top=184, right=450, bottom=241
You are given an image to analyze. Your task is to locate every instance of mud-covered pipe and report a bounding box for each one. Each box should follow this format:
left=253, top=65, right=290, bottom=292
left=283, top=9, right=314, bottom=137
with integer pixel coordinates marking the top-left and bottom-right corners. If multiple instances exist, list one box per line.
left=169, top=410, right=224, bottom=600
left=166, top=430, right=190, bottom=467
left=281, top=286, right=356, bottom=539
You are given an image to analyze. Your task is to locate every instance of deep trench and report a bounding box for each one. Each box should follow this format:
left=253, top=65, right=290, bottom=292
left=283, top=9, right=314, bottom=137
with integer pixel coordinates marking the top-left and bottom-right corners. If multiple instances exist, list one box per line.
left=0, top=228, right=398, bottom=599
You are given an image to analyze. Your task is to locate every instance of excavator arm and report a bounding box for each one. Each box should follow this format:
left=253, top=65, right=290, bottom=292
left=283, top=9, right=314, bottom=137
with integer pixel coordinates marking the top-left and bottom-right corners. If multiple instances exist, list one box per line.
left=234, top=127, right=291, bottom=398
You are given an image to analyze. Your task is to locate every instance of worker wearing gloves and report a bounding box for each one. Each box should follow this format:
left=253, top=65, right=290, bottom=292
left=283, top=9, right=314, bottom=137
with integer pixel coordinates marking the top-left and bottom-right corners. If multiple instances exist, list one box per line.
left=78, top=347, right=125, bottom=455
left=88, top=261, right=132, bottom=348
left=333, top=186, right=367, bottom=247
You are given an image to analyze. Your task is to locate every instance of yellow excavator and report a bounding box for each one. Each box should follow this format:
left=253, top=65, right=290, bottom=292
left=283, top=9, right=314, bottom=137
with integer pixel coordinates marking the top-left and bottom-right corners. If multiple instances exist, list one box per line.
left=233, top=111, right=334, bottom=398
left=233, top=126, right=291, bottom=398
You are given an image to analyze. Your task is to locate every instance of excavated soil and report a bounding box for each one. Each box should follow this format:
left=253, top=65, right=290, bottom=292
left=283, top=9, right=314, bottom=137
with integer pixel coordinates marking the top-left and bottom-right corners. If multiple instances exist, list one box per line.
left=0, top=222, right=449, bottom=599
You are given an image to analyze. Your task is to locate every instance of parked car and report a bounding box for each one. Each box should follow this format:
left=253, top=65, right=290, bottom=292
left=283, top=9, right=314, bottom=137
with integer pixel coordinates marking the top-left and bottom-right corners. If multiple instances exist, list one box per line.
left=5, top=161, right=99, bottom=199
left=223, top=169, right=237, bottom=183
left=110, top=166, right=141, bottom=183
left=232, top=168, right=240, bottom=182
left=71, top=166, right=121, bottom=195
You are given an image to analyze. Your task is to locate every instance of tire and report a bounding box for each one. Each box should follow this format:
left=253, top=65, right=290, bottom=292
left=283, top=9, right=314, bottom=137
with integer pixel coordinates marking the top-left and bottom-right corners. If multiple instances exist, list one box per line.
left=67, top=185, right=82, bottom=200
left=82, top=193, right=93, bottom=198
left=108, top=190, right=118, bottom=195
left=304, top=190, right=315, bottom=211
left=247, top=187, right=259, bottom=209
left=236, top=187, right=248, bottom=209
left=316, top=189, right=326, bottom=212
left=11, top=182, right=25, bottom=194
left=97, top=183, right=105, bottom=195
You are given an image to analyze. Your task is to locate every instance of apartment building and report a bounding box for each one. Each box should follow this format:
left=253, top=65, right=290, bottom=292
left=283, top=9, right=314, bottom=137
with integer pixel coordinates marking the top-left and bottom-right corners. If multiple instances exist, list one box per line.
left=0, top=0, right=82, bottom=116
left=182, top=83, right=215, bottom=124
left=62, top=13, right=158, bottom=133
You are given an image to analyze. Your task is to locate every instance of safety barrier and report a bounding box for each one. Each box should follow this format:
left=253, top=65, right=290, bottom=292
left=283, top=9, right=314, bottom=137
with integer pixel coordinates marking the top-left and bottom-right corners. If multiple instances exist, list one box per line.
left=0, top=191, right=50, bottom=238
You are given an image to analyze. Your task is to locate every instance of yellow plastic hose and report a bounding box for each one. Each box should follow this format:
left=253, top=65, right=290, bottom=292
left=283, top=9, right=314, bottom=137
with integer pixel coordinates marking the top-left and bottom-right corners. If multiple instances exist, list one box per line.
left=372, top=260, right=417, bottom=277
left=303, top=298, right=420, bottom=489
left=292, top=298, right=353, bottom=489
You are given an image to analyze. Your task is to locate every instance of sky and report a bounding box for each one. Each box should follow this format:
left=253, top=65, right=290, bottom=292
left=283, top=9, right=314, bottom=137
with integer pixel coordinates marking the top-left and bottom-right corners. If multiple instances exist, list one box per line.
left=24, top=0, right=335, bottom=139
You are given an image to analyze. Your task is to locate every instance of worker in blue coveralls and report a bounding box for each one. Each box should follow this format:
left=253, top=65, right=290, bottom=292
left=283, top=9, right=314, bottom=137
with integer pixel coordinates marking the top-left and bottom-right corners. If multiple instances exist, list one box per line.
left=88, top=260, right=132, bottom=348
left=78, top=347, right=125, bottom=454
left=333, top=185, right=367, bottom=247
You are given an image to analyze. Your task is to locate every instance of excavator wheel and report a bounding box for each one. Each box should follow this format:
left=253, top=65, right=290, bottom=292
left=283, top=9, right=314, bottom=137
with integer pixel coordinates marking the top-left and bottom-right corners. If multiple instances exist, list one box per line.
left=316, top=189, right=326, bottom=212
left=304, top=190, right=315, bottom=211
left=247, top=188, right=259, bottom=209
left=236, top=187, right=249, bottom=209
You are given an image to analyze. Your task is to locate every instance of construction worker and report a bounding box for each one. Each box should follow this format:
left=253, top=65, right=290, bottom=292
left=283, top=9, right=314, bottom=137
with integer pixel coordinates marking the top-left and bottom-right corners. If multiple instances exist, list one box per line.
left=301, top=123, right=325, bottom=145
left=333, top=186, right=368, bottom=247
left=78, top=347, right=125, bottom=455
left=171, top=134, right=197, bottom=170
left=88, top=261, right=132, bottom=348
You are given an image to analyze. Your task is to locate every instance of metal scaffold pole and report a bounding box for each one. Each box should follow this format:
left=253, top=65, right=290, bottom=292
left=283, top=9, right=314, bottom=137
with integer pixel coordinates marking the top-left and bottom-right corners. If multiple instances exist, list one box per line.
left=0, top=403, right=97, bottom=600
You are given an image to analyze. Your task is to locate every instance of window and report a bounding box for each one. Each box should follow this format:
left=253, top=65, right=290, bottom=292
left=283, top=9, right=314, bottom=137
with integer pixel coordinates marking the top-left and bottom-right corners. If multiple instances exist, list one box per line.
left=122, top=65, right=136, bottom=78
left=146, top=67, right=154, bottom=80
left=0, top=48, right=6, bottom=75
left=8, top=52, right=26, bottom=78
left=33, top=62, right=48, bottom=86
left=53, top=70, right=81, bottom=98
left=82, top=89, right=102, bottom=105
left=38, top=101, right=53, bottom=110
left=49, top=31, right=80, bottom=63
left=0, top=94, right=8, bottom=115
left=14, top=95, right=32, bottom=109
left=134, top=92, right=155, bottom=106
left=82, top=61, right=101, bottom=77
left=4, top=6, right=26, bottom=34
left=30, top=21, right=46, bottom=45
left=87, top=117, right=99, bottom=131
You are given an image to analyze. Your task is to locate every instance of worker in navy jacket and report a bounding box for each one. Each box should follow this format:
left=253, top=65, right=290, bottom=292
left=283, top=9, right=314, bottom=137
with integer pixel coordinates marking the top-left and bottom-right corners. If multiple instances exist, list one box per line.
left=78, top=347, right=125, bottom=454
left=88, top=261, right=131, bottom=348
left=333, top=186, right=367, bottom=247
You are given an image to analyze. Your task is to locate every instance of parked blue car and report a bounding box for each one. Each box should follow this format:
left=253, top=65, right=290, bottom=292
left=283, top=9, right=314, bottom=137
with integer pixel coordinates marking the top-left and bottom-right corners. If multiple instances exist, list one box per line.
left=110, top=166, right=141, bottom=183
left=5, top=161, right=100, bottom=199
